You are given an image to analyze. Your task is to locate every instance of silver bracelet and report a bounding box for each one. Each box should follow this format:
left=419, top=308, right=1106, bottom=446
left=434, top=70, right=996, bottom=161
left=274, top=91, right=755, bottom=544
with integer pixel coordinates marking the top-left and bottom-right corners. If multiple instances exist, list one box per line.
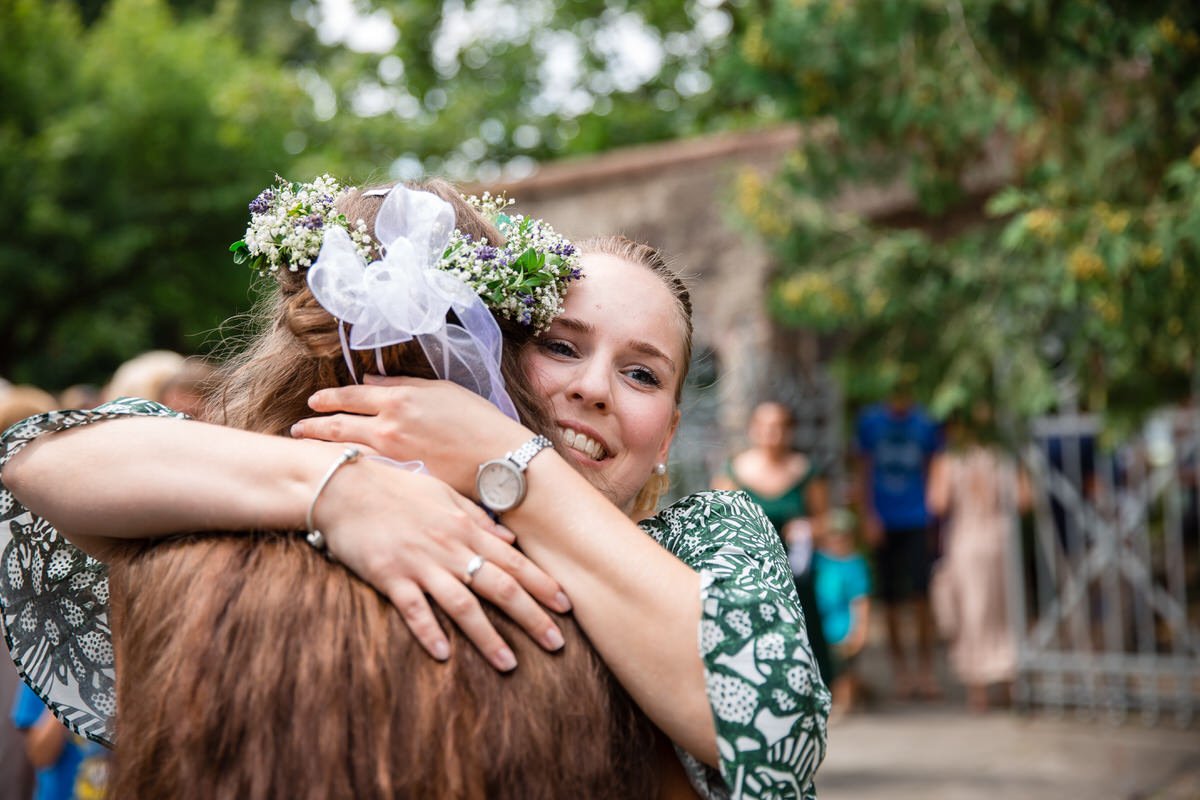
left=304, top=447, right=362, bottom=557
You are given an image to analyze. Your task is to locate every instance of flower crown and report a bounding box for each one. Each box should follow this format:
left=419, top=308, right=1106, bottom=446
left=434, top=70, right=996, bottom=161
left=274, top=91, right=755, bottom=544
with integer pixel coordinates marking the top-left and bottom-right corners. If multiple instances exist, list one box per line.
left=230, top=175, right=581, bottom=331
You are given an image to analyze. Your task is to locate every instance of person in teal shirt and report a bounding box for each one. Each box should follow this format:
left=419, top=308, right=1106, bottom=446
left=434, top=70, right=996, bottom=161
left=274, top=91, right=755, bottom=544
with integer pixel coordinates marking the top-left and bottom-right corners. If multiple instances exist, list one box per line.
left=814, top=509, right=872, bottom=717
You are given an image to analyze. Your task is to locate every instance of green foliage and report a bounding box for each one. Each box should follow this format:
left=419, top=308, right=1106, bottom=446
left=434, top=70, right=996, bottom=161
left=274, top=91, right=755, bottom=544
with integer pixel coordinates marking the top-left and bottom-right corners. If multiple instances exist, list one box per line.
left=0, top=0, right=308, bottom=388
left=2, top=0, right=729, bottom=390
left=729, top=0, right=1200, bottom=424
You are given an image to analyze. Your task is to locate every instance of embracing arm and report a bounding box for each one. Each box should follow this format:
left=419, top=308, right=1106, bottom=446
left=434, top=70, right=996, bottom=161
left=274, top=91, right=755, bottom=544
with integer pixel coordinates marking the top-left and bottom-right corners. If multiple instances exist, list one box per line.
left=5, top=416, right=336, bottom=554
left=2, top=405, right=569, bottom=671
left=507, top=453, right=717, bottom=763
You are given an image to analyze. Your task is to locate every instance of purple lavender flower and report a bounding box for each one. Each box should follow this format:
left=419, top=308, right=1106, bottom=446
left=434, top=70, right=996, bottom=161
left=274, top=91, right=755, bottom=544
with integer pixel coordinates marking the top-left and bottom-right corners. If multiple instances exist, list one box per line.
left=518, top=308, right=533, bottom=325
left=550, top=242, right=576, bottom=257
left=475, top=244, right=499, bottom=261
left=521, top=293, right=535, bottom=306
left=248, top=189, right=275, bottom=215
left=569, top=268, right=583, bottom=280
left=301, top=213, right=324, bottom=230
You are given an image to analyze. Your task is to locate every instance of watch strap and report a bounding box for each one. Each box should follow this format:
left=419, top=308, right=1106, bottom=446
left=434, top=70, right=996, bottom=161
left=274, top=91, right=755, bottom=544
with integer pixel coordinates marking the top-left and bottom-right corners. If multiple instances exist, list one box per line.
left=507, top=435, right=554, bottom=471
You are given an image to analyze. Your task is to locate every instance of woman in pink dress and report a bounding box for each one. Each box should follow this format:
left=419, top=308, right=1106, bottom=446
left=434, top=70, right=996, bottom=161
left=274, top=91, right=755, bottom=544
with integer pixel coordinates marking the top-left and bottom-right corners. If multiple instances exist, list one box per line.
left=927, top=408, right=1030, bottom=712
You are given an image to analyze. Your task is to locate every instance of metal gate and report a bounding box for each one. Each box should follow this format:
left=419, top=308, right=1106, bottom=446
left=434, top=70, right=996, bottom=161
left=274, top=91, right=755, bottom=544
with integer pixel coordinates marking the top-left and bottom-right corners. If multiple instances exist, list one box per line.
left=1011, top=409, right=1200, bottom=724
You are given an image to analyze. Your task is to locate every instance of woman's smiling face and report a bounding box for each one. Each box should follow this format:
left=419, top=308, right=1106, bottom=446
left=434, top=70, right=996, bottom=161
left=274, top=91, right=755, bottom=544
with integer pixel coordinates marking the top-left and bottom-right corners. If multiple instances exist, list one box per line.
left=522, top=252, right=686, bottom=514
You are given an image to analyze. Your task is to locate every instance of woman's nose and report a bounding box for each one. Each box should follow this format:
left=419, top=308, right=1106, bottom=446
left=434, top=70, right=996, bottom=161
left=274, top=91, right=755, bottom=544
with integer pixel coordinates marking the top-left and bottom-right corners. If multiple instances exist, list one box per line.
left=567, top=361, right=611, bottom=411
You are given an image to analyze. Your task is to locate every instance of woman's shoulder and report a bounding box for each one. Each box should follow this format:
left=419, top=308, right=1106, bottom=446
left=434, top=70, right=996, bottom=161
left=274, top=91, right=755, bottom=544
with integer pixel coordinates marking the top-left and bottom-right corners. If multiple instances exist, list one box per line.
left=640, top=490, right=778, bottom=547
left=658, top=488, right=769, bottom=518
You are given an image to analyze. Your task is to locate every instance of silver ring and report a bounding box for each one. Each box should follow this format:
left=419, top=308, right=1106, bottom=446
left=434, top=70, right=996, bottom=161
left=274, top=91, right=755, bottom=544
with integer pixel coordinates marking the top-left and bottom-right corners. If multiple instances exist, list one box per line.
left=464, top=554, right=486, bottom=584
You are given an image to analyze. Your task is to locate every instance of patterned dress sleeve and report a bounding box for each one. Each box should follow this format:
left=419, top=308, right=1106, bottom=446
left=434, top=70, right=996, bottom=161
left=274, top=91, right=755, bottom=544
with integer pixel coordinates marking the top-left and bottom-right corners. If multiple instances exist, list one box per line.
left=0, top=398, right=186, bottom=748
left=639, top=490, right=831, bottom=800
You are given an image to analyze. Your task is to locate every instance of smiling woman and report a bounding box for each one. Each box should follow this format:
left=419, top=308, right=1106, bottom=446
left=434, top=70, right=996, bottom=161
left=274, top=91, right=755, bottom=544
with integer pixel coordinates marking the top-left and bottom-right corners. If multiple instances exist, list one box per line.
left=1, top=180, right=829, bottom=799
left=522, top=245, right=687, bottom=514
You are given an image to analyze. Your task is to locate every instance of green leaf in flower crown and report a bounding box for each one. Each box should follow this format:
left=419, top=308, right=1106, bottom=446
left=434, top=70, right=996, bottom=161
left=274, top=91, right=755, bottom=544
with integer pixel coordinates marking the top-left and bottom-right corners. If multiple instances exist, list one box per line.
left=230, top=240, right=249, bottom=265
left=513, top=248, right=541, bottom=273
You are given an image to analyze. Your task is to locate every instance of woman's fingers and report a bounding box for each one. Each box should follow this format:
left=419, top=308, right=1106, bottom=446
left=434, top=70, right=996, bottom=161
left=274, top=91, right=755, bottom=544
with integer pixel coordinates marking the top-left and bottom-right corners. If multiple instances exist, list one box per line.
left=466, top=557, right=567, bottom=654
left=290, top=413, right=375, bottom=445
left=381, top=578, right=451, bottom=662
left=423, top=570, right=519, bottom=671
left=443, top=492, right=571, bottom=613
left=307, top=384, right=403, bottom=415
left=474, top=533, right=572, bottom=615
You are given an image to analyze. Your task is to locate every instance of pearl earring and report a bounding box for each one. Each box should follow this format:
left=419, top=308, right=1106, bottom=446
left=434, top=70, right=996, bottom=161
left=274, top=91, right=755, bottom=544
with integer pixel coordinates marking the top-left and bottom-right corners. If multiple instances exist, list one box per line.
left=654, top=463, right=667, bottom=476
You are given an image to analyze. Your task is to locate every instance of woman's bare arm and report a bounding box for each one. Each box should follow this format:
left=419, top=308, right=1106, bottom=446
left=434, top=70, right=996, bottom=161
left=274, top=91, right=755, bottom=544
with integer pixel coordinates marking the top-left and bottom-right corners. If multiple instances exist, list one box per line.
left=5, top=418, right=333, bottom=554
left=926, top=453, right=951, bottom=517
left=2, top=416, right=570, bottom=669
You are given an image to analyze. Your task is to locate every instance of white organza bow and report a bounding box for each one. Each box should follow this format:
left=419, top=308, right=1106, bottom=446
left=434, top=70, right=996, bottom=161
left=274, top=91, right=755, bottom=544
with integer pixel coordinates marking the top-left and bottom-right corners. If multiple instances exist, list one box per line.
left=307, top=186, right=518, bottom=420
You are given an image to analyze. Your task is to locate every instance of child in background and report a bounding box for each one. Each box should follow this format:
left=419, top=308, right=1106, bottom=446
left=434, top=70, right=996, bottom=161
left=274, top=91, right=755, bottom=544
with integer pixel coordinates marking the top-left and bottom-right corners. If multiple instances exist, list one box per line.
left=11, top=683, right=108, bottom=800
left=814, top=509, right=872, bottom=718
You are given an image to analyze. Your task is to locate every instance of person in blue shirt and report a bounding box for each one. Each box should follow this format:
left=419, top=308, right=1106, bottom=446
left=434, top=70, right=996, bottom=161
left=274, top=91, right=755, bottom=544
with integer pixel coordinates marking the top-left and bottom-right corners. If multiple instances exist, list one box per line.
left=854, top=391, right=942, bottom=700
left=11, top=683, right=85, bottom=800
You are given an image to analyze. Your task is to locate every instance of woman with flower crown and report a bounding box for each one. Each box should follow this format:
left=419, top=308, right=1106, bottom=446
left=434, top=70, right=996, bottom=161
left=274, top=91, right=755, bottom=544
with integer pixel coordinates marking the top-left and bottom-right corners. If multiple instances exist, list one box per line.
left=1, top=176, right=829, bottom=799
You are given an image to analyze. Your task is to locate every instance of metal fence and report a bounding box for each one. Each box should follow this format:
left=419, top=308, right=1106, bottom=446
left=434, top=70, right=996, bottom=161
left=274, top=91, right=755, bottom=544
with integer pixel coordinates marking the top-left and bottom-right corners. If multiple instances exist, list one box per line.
left=1011, top=409, right=1200, bottom=725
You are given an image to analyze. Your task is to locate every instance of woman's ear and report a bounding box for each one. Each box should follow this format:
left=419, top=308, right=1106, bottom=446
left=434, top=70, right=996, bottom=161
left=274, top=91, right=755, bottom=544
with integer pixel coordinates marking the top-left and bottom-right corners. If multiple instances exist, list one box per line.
left=656, top=409, right=681, bottom=464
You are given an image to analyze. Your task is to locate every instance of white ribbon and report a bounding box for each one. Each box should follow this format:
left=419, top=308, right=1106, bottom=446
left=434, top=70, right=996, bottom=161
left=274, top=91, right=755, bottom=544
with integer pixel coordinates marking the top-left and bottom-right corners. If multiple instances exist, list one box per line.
left=306, top=186, right=518, bottom=421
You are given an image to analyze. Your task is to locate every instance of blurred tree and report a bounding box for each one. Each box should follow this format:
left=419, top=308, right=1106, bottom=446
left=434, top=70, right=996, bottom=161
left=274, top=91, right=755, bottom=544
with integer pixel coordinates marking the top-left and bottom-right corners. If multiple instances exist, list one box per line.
left=726, top=0, right=1200, bottom=425
left=0, top=0, right=309, bottom=388
left=305, top=0, right=732, bottom=180
left=1, top=0, right=734, bottom=390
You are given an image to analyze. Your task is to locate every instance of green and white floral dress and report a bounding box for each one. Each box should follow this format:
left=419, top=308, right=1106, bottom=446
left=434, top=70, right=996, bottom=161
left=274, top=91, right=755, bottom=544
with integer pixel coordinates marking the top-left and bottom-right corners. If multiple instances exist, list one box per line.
left=0, top=399, right=830, bottom=799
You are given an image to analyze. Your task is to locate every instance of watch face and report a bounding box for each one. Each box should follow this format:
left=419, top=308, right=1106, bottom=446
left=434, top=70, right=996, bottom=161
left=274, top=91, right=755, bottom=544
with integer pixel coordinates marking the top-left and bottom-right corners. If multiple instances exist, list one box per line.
left=477, top=460, right=524, bottom=512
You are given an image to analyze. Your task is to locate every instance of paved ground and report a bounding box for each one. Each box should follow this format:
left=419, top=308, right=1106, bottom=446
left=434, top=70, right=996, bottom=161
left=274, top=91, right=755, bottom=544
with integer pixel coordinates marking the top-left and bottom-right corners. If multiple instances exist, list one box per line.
left=813, top=614, right=1200, bottom=799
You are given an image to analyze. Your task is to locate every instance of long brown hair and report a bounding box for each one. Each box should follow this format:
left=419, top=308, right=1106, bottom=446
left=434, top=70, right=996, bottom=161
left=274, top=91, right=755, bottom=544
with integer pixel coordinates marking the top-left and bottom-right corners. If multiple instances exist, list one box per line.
left=105, top=181, right=660, bottom=799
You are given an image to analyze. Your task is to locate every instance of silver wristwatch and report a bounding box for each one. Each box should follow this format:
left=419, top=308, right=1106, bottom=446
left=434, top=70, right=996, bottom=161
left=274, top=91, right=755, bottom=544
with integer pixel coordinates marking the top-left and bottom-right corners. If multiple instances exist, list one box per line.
left=475, top=435, right=554, bottom=514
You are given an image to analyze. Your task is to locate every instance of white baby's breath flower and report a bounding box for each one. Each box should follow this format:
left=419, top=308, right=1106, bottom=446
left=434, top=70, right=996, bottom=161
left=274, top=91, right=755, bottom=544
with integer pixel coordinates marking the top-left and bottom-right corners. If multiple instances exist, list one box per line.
left=232, top=180, right=581, bottom=331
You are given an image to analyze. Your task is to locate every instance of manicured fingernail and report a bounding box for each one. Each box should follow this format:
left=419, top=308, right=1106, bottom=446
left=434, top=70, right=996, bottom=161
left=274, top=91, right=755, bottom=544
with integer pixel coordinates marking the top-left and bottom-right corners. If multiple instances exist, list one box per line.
left=432, top=641, right=450, bottom=661
left=289, top=423, right=302, bottom=438
left=307, top=392, right=322, bottom=407
left=543, top=626, right=564, bottom=651
left=555, top=592, right=572, bottom=612
left=495, top=647, right=517, bottom=671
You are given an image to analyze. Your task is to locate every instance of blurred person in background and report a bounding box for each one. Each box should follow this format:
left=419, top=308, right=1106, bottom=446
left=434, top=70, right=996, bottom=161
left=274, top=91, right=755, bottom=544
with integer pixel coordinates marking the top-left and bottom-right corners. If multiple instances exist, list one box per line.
left=813, top=508, right=871, bottom=720
left=854, top=386, right=943, bottom=700
left=100, top=350, right=185, bottom=404
left=159, top=357, right=218, bottom=419
left=927, top=405, right=1030, bottom=712
left=713, top=400, right=834, bottom=688
left=56, top=386, right=101, bottom=413
left=1, top=386, right=58, bottom=433
left=11, top=683, right=107, bottom=800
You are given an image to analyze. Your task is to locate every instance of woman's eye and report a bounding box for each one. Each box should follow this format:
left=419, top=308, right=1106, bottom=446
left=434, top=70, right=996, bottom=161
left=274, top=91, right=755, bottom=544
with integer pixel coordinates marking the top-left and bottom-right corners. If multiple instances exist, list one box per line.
left=540, top=339, right=578, bottom=358
left=626, top=367, right=662, bottom=388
